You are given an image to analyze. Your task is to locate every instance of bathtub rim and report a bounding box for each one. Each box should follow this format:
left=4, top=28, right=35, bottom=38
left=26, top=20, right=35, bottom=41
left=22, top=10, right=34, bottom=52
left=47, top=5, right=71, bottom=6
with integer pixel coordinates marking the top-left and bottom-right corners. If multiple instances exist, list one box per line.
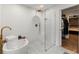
left=3, top=39, right=29, bottom=52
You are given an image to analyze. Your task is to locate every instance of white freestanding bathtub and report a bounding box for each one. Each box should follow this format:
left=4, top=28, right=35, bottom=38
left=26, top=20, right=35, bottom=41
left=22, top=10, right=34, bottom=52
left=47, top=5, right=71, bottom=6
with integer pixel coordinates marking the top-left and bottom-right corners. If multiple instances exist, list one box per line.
left=3, top=38, right=29, bottom=54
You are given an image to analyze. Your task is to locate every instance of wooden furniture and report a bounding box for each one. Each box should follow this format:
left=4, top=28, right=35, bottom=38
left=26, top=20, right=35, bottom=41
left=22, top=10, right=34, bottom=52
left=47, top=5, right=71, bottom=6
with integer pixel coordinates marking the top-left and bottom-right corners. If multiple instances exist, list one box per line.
left=69, top=15, right=79, bottom=53
left=69, top=15, right=79, bottom=27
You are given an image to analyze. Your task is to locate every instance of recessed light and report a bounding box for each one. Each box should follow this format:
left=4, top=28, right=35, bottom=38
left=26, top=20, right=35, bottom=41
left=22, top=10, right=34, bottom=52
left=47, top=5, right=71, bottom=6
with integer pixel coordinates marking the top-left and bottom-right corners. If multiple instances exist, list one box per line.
left=39, top=5, right=44, bottom=8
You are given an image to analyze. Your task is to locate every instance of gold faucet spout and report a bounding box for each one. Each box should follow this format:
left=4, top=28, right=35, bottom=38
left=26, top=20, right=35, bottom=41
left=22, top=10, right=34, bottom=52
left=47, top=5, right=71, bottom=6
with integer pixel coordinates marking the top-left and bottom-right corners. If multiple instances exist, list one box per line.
left=0, top=26, right=12, bottom=40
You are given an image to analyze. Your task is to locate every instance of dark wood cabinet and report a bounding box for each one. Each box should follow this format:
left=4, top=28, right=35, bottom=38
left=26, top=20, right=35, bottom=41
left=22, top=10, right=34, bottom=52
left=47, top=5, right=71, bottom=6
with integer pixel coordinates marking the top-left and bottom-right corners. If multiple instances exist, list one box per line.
left=69, top=15, right=79, bottom=53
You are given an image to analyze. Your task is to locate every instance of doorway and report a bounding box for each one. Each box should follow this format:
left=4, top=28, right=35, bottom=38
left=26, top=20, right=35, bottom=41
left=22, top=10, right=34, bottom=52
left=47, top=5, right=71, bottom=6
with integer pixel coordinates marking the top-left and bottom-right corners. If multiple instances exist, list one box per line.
left=61, top=5, right=79, bottom=53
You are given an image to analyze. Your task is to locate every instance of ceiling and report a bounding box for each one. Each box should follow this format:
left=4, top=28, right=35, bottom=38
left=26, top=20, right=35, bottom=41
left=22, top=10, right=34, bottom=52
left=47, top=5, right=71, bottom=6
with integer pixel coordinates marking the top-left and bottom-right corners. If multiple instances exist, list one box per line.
left=63, top=5, right=79, bottom=12
left=63, top=5, right=79, bottom=14
left=23, top=4, right=77, bottom=11
left=25, top=4, right=60, bottom=10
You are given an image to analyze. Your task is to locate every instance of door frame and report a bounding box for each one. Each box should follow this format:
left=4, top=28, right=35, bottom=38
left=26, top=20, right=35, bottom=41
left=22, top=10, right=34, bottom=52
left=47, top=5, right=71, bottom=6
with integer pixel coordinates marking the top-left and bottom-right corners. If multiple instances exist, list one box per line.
left=56, top=4, right=78, bottom=47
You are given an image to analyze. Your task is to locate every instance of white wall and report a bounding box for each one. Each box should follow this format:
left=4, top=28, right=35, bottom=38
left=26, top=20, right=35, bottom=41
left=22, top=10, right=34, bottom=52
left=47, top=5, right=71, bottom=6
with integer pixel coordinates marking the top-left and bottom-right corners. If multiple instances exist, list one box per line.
left=1, top=4, right=33, bottom=40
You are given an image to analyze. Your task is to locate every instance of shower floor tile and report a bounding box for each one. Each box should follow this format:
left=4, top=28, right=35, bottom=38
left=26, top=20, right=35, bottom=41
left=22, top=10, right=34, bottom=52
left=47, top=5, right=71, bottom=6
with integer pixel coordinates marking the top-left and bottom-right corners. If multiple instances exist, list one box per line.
left=27, top=39, right=66, bottom=54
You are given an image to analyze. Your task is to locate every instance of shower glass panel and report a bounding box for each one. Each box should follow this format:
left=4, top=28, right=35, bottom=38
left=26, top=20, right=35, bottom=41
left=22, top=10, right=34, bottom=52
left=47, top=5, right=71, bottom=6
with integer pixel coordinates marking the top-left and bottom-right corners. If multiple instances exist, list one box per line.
left=61, top=5, right=79, bottom=53
left=30, top=8, right=55, bottom=53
